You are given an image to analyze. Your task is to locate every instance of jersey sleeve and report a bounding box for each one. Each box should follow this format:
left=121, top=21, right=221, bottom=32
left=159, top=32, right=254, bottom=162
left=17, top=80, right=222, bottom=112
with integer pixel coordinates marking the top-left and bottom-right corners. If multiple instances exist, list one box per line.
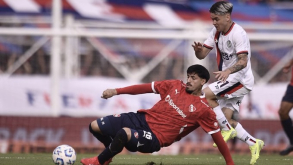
left=198, top=108, right=220, bottom=134
left=233, top=29, right=249, bottom=55
left=153, top=80, right=177, bottom=99
left=203, top=28, right=216, bottom=50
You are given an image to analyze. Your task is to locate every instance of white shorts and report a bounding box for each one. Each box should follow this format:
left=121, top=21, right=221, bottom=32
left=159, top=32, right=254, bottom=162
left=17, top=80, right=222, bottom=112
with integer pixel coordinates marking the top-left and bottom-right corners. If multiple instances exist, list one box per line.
left=208, top=75, right=251, bottom=112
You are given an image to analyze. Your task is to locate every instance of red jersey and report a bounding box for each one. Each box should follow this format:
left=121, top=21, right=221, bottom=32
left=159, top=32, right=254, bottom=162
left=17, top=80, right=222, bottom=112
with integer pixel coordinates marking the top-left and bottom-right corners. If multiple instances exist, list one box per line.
left=137, top=80, right=220, bottom=147
left=290, top=66, right=293, bottom=86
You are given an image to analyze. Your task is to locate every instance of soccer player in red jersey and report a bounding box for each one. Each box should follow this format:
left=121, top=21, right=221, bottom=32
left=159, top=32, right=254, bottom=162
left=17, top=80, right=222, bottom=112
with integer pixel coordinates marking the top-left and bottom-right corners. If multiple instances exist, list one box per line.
left=279, top=58, right=293, bottom=155
left=81, top=64, right=234, bottom=165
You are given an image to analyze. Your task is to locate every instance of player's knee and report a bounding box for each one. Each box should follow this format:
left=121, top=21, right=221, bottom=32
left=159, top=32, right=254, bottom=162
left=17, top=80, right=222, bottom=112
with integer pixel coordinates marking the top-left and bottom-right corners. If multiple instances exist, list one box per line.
left=110, top=128, right=128, bottom=153
left=122, top=128, right=132, bottom=141
left=89, top=120, right=101, bottom=134
left=89, top=122, right=95, bottom=134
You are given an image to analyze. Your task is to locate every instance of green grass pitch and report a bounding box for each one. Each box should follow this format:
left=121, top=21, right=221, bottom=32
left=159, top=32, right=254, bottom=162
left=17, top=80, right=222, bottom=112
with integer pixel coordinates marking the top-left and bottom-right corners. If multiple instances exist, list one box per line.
left=0, top=153, right=293, bottom=165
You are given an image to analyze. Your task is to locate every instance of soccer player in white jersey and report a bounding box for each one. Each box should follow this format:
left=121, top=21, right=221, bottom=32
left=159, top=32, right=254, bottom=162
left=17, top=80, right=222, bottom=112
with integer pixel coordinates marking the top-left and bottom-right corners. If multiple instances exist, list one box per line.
left=192, top=1, right=264, bottom=165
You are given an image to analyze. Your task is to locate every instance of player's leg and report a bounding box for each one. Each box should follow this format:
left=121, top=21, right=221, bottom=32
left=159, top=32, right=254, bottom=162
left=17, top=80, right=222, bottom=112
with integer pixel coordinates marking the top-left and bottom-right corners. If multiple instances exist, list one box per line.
left=221, top=106, right=257, bottom=146
left=95, top=122, right=160, bottom=164
left=89, top=118, right=112, bottom=147
left=210, top=103, right=237, bottom=147
left=81, top=112, right=158, bottom=165
left=203, top=87, right=234, bottom=132
left=81, top=114, right=130, bottom=165
left=278, top=85, right=293, bottom=156
left=97, top=127, right=130, bottom=165
left=222, top=97, right=264, bottom=165
left=81, top=127, right=130, bottom=165
left=230, top=111, right=239, bottom=153
left=204, top=86, right=236, bottom=147
left=81, top=115, right=119, bottom=165
left=124, top=129, right=160, bottom=153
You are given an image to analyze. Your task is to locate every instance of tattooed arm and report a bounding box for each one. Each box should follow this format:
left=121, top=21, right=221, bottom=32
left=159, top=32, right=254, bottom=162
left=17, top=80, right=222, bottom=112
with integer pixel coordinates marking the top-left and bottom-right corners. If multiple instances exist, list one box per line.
left=214, top=53, right=248, bottom=82
left=227, top=53, right=248, bottom=74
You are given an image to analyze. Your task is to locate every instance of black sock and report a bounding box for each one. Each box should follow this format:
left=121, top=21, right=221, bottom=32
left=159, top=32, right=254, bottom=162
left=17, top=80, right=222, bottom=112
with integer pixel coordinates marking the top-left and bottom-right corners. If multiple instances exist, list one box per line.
left=89, top=124, right=112, bottom=148
left=98, top=129, right=128, bottom=164
left=281, top=118, right=293, bottom=145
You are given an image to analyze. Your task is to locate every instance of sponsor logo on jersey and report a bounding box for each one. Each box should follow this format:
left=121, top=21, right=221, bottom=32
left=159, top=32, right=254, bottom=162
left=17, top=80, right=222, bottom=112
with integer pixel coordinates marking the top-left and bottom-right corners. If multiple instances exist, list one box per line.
left=189, top=104, right=196, bottom=112
left=175, top=89, right=180, bottom=95
left=113, top=114, right=121, bottom=117
left=165, top=95, right=186, bottom=118
left=134, top=132, right=139, bottom=139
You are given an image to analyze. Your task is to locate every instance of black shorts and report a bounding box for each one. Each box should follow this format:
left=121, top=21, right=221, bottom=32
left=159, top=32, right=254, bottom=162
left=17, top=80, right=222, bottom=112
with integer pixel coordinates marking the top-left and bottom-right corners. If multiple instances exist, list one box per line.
left=97, top=112, right=160, bottom=153
left=282, top=84, right=293, bottom=103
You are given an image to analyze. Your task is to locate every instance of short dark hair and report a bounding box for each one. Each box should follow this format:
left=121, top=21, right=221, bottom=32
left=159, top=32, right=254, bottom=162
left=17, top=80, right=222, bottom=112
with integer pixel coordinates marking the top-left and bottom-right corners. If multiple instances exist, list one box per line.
left=209, top=1, right=233, bottom=15
left=187, top=64, right=210, bottom=83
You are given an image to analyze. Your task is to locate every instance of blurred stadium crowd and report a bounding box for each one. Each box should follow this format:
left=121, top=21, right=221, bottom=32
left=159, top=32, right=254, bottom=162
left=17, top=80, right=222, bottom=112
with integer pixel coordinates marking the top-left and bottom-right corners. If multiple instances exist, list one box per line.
left=0, top=35, right=290, bottom=84
left=0, top=32, right=290, bottom=84
left=0, top=0, right=292, bottom=84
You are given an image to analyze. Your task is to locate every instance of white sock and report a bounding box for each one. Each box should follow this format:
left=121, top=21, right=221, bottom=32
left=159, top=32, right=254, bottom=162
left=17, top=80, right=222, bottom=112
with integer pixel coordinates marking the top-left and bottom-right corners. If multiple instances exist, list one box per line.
left=235, top=123, right=256, bottom=146
left=213, top=105, right=232, bottom=131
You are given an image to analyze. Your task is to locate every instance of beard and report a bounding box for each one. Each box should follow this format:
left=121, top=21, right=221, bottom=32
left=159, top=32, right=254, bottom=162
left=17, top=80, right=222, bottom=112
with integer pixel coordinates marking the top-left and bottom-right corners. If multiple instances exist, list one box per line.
left=185, top=88, right=192, bottom=94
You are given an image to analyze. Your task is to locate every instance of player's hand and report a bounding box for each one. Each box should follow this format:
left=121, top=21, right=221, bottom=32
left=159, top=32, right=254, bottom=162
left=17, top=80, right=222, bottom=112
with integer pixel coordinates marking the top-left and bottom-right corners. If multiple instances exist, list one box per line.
left=213, top=70, right=231, bottom=82
left=101, top=89, right=117, bottom=99
left=191, top=42, right=203, bottom=53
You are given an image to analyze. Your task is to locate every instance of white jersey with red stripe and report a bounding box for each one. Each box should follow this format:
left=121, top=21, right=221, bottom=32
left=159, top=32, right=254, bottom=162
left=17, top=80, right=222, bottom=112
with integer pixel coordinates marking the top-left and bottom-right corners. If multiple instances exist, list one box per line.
left=203, top=22, right=254, bottom=90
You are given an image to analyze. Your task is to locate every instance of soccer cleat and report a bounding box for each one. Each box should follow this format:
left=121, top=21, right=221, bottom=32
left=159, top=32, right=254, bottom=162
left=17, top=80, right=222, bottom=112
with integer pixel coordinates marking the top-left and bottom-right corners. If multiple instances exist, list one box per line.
left=81, top=156, right=101, bottom=165
left=279, top=145, right=293, bottom=156
left=81, top=156, right=112, bottom=165
left=213, top=127, right=237, bottom=147
left=249, top=139, right=264, bottom=165
left=104, top=158, right=113, bottom=165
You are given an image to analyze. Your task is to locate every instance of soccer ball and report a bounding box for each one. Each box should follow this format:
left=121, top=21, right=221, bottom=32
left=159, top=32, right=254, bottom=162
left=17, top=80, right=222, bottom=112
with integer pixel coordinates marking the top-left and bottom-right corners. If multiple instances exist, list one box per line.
left=52, top=144, right=76, bottom=165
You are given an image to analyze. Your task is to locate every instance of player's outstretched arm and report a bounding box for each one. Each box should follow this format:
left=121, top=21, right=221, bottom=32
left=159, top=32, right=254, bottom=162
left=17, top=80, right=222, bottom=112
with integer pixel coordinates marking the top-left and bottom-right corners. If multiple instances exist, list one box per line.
left=101, top=83, right=154, bottom=99
left=191, top=42, right=210, bottom=60
left=211, top=132, right=234, bottom=165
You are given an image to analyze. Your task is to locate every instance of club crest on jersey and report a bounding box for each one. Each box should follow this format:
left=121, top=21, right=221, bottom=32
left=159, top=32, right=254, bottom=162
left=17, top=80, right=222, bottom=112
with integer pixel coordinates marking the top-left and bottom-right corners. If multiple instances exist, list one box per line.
left=134, top=132, right=139, bottom=139
left=189, top=104, right=196, bottom=112
left=113, top=114, right=121, bottom=117
left=227, top=40, right=232, bottom=49
left=214, top=122, right=218, bottom=127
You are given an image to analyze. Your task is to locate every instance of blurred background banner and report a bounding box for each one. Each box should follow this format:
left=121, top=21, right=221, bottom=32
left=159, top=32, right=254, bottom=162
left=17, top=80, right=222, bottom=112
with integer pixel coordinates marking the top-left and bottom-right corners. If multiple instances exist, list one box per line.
left=0, top=76, right=288, bottom=119
left=0, top=0, right=292, bottom=154
left=0, top=76, right=160, bottom=117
